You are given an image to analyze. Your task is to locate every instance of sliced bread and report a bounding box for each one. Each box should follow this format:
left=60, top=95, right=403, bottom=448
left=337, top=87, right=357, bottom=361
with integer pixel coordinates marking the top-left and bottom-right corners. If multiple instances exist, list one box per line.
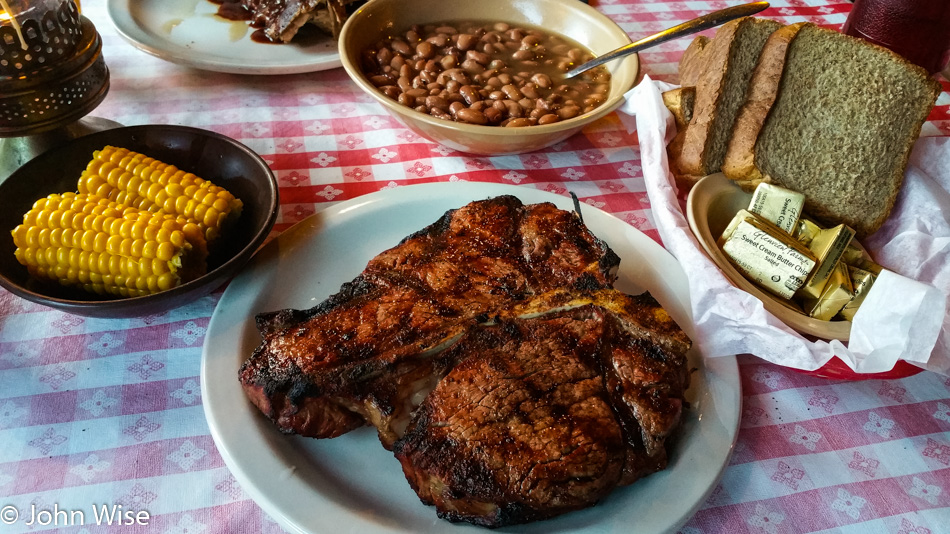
left=663, top=87, right=696, bottom=131
left=722, top=23, right=941, bottom=238
left=722, top=22, right=808, bottom=189
left=673, top=17, right=782, bottom=182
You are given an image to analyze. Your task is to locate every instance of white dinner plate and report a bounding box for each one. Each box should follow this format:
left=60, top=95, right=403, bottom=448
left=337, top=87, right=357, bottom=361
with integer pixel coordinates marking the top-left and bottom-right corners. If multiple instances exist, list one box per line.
left=107, top=0, right=341, bottom=74
left=201, top=182, right=741, bottom=534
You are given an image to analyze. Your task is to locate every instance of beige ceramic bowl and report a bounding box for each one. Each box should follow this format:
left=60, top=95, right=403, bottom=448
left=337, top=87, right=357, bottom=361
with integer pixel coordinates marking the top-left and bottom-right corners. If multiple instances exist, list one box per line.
left=686, top=173, right=854, bottom=341
left=338, top=0, right=639, bottom=155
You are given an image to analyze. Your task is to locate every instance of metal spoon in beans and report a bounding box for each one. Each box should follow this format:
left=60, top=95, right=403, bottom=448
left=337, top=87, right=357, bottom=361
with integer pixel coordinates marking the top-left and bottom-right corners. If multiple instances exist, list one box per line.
left=360, top=21, right=612, bottom=127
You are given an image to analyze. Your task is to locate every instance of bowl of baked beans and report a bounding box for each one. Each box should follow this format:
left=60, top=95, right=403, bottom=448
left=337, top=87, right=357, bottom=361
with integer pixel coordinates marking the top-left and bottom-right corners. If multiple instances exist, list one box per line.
left=338, top=0, right=639, bottom=155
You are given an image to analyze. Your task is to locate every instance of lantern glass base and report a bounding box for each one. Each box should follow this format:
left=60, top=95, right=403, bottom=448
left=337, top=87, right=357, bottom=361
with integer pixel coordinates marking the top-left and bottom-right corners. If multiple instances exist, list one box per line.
left=0, top=115, right=123, bottom=184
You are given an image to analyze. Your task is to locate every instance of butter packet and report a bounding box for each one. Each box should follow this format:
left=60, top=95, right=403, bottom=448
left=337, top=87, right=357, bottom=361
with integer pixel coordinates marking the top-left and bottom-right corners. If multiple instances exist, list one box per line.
left=798, top=223, right=855, bottom=299
left=837, top=264, right=878, bottom=321
left=748, top=183, right=804, bottom=235
left=720, top=213, right=818, bottom=300
left=799, top=261, right=854, bottom=321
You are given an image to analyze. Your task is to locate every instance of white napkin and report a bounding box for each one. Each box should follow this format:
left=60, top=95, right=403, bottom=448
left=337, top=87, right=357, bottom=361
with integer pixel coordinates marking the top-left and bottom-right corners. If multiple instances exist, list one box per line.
left=618, top=76, right=949, bottom=375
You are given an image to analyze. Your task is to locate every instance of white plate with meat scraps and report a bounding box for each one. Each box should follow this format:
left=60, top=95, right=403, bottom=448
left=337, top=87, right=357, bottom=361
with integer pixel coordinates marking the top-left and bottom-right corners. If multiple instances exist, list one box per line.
left=107, top=0, right=341, bottom=74
left=201, top=182, right=741, bottom=534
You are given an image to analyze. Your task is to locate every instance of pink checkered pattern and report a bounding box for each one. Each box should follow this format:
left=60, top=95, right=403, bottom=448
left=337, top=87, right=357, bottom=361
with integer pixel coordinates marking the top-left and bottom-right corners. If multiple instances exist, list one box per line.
left=1, top=1, right=948, bottom=533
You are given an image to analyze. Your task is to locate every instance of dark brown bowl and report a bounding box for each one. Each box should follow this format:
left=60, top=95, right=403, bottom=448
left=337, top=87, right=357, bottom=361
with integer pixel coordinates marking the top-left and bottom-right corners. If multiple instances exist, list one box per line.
left=0, top=125, right=279, bottom=317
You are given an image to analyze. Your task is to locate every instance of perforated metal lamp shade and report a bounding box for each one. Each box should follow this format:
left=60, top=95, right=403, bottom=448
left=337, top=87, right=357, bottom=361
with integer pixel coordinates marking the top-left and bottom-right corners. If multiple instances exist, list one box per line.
left=0, top=1, right=113, bottom=182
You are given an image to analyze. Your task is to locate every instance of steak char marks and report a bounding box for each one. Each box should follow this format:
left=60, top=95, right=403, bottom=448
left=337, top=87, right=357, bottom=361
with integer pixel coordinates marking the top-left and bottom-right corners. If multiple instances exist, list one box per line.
left=240, top=196, right=620, bottom=445
left=394, top=290, right=691, bottom=527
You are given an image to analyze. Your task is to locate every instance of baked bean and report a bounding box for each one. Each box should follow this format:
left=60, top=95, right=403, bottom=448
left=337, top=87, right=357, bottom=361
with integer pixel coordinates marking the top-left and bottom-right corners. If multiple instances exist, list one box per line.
left=440, top=55, right=457, bottom=70
left=416, top=41, right=435, bottom=59
left=457, top=108, right=488, bottom=124
left=426, top=95, right=449, bottom=110
left=431, top=108, right=452, bottom=120
left=506, top=118, right=533, bottom=128
left=521, top=83, right=539, bottom=99
left=457, top=33, right=477, bottom=51
left=377, top=47, right=393, bottom=67
left=466, top=50, right=490, bottom=65
left=370, top=75, right=391, bottom=87
left=484, top=107, right=503, bottom=123
left=521, top=34, right=541, bottom=48
left=361, top=20, right=611, bottom=127
left=391, top=40, right=411, bottom=55
left=584, top=94, right=606, bottom=107
left=460, top=85, right=480, bottom=105
left=557, top=105, right=580, bottom=120
left=427, top=34, right=448, bottom=47
left=461, top=59, right=482, bottom=74
left=512, top=49, right=535, bottom=61
left=501, top=84, right=523, bottom=100
left=503, top=100, right=524, bottom=118
left=531, top=73, right=552, bottom=89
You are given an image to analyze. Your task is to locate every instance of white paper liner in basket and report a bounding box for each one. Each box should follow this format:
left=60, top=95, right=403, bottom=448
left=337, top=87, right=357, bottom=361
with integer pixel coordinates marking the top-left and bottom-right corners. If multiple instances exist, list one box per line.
left=617, top=76, right=949, bottom=375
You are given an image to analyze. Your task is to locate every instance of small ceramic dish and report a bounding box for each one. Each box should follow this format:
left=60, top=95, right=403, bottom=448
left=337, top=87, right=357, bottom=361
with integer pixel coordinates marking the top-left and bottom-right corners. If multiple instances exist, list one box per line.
left=686, top=173, right=853, bottom=341
left=338, top=0, right=640, bottom=155
left=0, top=125, right=279, bottom=318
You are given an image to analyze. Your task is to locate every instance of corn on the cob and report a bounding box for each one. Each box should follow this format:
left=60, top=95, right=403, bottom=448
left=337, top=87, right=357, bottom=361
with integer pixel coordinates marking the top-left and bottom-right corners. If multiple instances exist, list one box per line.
left=78, top=146, right=244, bottom=243
left=11, top=193, right=208, bottom=298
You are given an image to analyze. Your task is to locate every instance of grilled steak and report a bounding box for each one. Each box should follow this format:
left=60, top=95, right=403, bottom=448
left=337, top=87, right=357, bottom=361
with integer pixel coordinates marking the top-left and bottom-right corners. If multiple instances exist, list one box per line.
left=240, top=196, right=620, bottom=444
left=239, top=195, right=692, bottom=528
left=393, top=290, right=690, bottom=528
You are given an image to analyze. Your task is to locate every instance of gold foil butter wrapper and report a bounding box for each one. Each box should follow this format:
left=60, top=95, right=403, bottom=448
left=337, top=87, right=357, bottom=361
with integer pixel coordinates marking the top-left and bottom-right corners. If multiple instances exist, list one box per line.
left=799, top=223, right=856, bottom=299
left=749, top=183, right=804, bottom=235
left=793, top=218, right=822, bottom=247
left=801, top=261, right=854, bottom=321
left=721, top=215, right=818, bottom=300
left=838, top=265, right=877, bottom=321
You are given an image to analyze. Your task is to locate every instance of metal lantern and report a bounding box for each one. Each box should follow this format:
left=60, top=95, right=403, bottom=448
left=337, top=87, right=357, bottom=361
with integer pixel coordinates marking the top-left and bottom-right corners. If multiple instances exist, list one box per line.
left=0, top=0, right=115, bottom=181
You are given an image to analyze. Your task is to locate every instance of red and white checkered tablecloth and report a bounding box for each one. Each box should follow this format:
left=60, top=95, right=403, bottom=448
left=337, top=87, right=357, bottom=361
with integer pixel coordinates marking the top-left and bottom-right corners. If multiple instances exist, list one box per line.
left=1, top=1, right=948, bottom=533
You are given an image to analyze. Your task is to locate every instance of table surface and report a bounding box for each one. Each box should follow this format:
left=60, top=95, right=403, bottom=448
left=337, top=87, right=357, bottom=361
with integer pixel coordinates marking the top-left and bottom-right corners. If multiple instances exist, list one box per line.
left=2, top=1, right=949, bottom=533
